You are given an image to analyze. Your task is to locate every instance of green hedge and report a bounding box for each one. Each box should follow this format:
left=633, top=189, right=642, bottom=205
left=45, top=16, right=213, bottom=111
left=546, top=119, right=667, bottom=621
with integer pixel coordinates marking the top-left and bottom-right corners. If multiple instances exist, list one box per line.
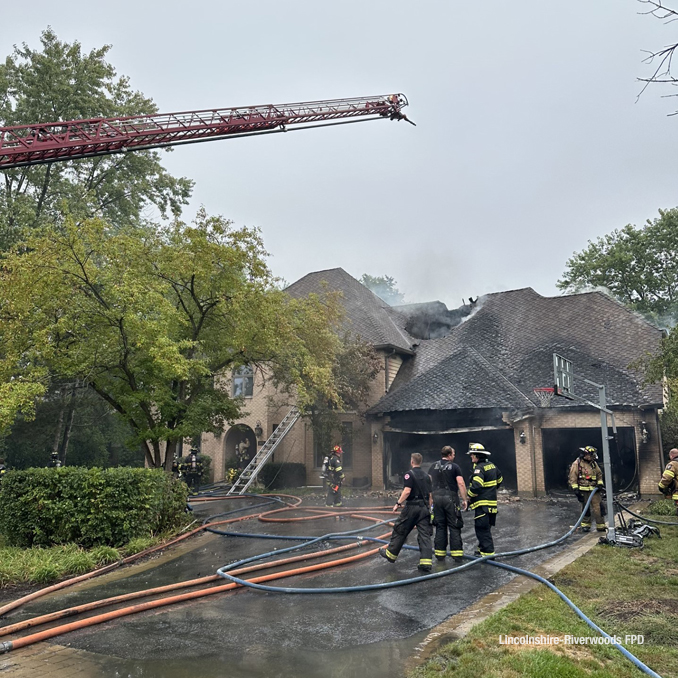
left=0, top=467, right=188, bottom=548
left=258, top=462, right=306, bottom=490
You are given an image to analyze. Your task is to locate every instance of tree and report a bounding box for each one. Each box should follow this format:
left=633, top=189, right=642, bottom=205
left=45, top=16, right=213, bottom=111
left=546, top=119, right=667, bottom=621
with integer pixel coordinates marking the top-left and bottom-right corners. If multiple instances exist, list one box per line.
left=306, top=334, right=383, bottom=456
left=0, top=28, right=193, bottom=249
left=359, top=274, right=405, bottom=306
left=0, top=210, right=344, bottom=469
left=638, top=0, right=678, bottom=110
left=557, top=208, right=678, bottom=324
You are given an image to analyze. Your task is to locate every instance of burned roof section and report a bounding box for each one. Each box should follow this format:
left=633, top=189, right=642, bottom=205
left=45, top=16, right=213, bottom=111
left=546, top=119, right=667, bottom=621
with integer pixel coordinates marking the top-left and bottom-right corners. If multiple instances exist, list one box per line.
left=390, top=299, right=477, bottom=340
left=284, top=268, right=415, bottom=353
left=371, top=287, right=663, bottom=414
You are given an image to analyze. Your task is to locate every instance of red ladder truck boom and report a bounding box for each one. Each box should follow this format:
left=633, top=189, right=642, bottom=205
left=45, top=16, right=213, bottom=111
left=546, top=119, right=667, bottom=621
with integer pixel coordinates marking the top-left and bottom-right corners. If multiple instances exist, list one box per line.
left=0, top=94, right=412, bottom=170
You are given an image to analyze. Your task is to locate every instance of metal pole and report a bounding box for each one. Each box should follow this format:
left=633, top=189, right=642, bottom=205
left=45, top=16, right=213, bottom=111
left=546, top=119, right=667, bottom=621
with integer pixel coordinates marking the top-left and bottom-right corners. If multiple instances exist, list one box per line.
left=599, top=385, right=616, bottom=541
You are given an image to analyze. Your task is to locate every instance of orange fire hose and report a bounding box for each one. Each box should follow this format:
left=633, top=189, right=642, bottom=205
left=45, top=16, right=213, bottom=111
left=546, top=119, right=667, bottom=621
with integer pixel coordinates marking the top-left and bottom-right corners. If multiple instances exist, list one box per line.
left=2, top=528, right=390, bottom=653
left=0, top=527, right=392, bottom=638
left=0, top=494, right=304, bottom=618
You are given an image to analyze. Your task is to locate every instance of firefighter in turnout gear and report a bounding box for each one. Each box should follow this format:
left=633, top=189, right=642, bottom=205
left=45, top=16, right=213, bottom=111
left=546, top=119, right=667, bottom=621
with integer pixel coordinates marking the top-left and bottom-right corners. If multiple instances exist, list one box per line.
left=658, top=447, right=678, bottom=516
left=325, top=445, right=345, bottom=507
left=466, top=443, right=503, bottom=557
left=429, top=446, right=468, bottom=562
left=568, top=446, right=606, bottom=532
left=179, top=448, right=203, bottom=493
left=379, top=453, right=434, bottom=572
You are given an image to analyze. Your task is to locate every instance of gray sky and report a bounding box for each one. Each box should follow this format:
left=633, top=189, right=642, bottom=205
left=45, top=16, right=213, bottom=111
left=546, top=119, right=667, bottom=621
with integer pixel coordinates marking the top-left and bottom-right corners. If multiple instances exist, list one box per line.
left=3, top=1, right=678, bottom=307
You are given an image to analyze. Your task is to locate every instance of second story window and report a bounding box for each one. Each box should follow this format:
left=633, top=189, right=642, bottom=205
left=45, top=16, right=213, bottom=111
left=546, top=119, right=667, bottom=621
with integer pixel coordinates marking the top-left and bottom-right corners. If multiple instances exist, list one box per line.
left=232, top=365, right=254, bottom=397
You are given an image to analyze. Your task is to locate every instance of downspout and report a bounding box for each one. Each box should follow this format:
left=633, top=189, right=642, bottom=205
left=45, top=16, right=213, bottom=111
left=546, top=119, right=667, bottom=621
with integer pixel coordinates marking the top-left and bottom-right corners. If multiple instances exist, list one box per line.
left=530, top=420, right=538, bottom=497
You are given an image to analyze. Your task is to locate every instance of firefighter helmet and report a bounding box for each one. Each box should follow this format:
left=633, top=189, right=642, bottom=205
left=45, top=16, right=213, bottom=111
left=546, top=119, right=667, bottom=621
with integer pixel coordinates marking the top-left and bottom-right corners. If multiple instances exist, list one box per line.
left=579, top=446, right=597, bottom=457
left=467, top=442, right=490, bottom=456
left=332, top=445, right=343, bottom=455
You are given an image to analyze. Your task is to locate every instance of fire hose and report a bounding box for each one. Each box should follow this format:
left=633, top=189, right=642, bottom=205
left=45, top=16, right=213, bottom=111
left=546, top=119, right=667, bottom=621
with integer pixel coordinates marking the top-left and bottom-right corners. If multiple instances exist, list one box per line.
left=0, top=491, right=666, bottom=677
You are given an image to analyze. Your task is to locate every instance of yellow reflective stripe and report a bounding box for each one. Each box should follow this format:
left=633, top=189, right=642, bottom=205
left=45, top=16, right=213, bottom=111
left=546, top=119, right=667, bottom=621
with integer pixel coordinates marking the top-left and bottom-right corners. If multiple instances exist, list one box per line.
left=450, top=550, right=464, bottom=557
left=434, top=550, right=447, bottom=556
left=578, top=485, right=597, bottom=491
left=597, top=481, right=604, bottom=485
left=664, top=470, right=676, bottom=478
left=334, top=466, right=343, bottom=472
left=571, top=484, right=579, bottom=490
left=385, top=549, right=397, bottom=561
left=497, top=476, right=503, bottom=484
left=470, top=500, right=498, bottom=509
left=467, top=488, right=477, bottom=497
left=479, top=551, right=495, bottom=556
left=419, top=559, right=432, bottom=565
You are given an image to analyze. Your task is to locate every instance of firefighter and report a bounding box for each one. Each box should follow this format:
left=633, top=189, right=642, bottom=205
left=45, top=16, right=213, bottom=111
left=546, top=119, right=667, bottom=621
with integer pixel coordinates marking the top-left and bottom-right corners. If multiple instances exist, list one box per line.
left=179, top=448, right=203, bottom=493
left=325, top=445, right=345, bottom=507
left=0, top=459, right=6, bottom=483
left=379, top=452, right=433, bottom=572
left=48, top=451, right=62, bottom=468
left=658, top=447, right=678, bottom=516
left=429, top=446, right=468, bottom=562
left=568, top=445, right=606, bottom=532
left=466, top=443, right=503, bottom=557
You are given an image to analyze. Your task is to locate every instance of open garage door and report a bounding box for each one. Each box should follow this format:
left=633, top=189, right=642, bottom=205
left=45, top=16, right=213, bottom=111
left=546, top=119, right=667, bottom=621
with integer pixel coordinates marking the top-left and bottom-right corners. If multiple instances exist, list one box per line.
left=384, top=429, right=517, bottom=491
left=541, top=427, right=637, bottom=493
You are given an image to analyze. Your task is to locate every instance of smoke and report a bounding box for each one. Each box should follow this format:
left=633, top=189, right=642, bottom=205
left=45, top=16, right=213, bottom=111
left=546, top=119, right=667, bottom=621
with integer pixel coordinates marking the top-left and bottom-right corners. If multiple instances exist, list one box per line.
left=395, top=298, right=482, bottom=340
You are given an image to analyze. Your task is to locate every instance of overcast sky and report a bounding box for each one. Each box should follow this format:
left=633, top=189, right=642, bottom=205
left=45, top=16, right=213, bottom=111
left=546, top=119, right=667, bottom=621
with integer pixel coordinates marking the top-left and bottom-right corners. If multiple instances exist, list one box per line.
left=3, top=1, right=678, bottom=307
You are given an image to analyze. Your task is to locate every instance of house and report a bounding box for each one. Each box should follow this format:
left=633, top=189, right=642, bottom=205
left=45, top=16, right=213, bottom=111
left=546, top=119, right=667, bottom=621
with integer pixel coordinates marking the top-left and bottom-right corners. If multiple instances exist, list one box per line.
left=201, top=269, right=665, bottom=497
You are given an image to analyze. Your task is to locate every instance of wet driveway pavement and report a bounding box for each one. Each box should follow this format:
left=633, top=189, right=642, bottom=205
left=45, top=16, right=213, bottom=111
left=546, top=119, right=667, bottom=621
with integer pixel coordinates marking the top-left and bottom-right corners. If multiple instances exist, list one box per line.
left=2, top=496, right=583, bottom=678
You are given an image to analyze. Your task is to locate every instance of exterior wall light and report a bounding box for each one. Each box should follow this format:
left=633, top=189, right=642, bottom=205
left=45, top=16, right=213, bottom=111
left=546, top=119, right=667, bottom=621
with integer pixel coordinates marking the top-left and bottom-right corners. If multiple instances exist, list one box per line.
left=254, top=421, right=264, bottom=439
left=519, top=430, right=526, bottom=444
left=373, top=432, right=379, bottom=444
left=640, top=422, right=649, bottom=445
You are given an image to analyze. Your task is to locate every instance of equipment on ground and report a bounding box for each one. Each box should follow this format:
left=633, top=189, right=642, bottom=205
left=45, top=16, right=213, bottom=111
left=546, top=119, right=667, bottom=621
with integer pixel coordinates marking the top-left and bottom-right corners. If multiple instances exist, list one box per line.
left=601, top=506, right=661, bottom=548
left=0, top=94, right=413, bottom=170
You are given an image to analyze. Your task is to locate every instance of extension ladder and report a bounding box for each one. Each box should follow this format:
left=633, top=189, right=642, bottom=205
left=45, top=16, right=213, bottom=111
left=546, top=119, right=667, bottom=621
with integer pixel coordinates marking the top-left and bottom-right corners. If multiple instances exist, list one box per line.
left=226, top=407, right=300, bottom=495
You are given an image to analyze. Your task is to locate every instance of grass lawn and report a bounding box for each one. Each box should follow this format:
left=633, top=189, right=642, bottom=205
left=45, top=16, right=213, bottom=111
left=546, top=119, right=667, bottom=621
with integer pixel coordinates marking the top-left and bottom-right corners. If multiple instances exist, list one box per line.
left=0, top=534, right=164, bottom=590
left=411, top=502, right=678, bottom=678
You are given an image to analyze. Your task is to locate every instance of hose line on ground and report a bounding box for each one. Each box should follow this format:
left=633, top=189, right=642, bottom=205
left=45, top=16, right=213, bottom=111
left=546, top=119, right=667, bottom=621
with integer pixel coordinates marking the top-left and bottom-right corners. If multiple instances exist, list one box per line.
left=214, top=491, right=663, bottom=678
left=615, top=500, right=678, bottom=526
left=0, top=491, right=664, bottom=677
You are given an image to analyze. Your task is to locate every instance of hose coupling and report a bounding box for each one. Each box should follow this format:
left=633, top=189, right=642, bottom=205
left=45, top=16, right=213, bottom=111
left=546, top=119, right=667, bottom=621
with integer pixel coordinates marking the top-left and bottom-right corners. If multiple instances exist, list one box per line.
left=0, top=641, right=13, bottom=654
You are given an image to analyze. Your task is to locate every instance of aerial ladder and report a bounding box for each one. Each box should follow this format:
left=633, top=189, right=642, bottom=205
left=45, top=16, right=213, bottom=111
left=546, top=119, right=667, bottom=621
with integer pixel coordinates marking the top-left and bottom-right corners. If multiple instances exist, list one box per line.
left=0, top=93, right=412, bottom=489
left=0, top=94, right=413, bottom=169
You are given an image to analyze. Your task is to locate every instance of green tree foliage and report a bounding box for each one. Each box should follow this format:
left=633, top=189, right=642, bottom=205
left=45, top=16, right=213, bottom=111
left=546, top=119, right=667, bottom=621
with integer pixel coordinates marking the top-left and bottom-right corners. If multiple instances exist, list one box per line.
left=557, top=208, right=678, bottom=324
left=0, top=210, right=344, bottom=469
left=0, top=28, right=193, bottom=249
left=359, top=274, right=405, bottom=306
left=1, top=386, right=141, bottom=470
left=307, top=334, right=382, bottom=455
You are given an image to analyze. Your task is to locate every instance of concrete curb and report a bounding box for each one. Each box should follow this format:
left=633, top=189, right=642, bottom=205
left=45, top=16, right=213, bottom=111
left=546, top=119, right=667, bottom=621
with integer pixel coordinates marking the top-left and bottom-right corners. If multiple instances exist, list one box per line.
left=408, top=503, right=650, bottom=669
left=407, top=531, right=601, bottom=668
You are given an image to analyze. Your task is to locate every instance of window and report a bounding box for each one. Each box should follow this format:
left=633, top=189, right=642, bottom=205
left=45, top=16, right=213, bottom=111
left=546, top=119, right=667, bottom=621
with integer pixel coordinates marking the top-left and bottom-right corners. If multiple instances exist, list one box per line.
left=232, top=365, right=254, bottom=397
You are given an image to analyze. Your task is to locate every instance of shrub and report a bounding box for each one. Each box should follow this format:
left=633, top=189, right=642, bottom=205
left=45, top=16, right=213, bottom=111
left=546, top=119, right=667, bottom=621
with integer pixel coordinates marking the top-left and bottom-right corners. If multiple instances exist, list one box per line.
left=0, top=467, right=188, bottom=547
left=258, top=462, right=306, bottom=490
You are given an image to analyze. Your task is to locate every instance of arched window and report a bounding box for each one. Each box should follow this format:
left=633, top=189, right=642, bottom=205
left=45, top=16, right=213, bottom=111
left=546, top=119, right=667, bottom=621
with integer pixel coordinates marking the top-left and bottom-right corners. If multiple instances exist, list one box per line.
left=232, top=365, right=254, bottom=397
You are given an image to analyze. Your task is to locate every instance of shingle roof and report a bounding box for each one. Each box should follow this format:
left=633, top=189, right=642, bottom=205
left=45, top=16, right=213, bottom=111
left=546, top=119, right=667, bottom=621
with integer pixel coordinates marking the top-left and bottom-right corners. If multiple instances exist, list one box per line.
left=370, top=288, right=663, bottom=413
left=284, top=268, right=415, bottom=353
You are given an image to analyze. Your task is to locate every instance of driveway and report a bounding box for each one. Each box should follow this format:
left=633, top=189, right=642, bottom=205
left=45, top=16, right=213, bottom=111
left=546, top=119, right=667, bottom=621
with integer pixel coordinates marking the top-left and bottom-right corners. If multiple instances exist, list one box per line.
left=0, top=497, right=582, bottom=678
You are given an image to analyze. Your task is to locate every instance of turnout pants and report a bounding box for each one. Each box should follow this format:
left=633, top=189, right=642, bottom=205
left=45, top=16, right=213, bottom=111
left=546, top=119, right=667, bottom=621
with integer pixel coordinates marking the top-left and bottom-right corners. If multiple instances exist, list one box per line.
left=433, top=490, right=463, bottom=559
left=473, top=506, right=497, bottom=556
left=580, top=490, right=605, bottom=530
left=326, top=483, right=342, bottom=507
left=384, top=501, right=433, bottom=568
